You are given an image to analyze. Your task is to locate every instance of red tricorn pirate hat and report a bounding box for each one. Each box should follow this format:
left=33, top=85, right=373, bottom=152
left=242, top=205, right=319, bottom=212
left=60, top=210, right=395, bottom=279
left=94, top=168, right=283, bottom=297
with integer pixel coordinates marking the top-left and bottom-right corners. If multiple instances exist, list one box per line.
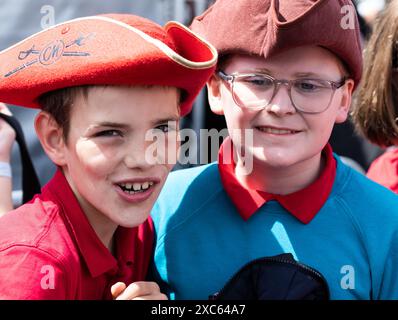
left=191, top=0, right=362, bottom=87
left=0, top=14, right=218, bottom=116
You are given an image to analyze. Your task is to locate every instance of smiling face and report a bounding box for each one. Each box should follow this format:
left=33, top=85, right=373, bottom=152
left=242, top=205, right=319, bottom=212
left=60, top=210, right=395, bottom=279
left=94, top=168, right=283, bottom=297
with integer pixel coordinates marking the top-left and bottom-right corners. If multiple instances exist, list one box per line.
left=39, top=85, right=179, bottom=233
left=209, top=46, right=354, bottom=173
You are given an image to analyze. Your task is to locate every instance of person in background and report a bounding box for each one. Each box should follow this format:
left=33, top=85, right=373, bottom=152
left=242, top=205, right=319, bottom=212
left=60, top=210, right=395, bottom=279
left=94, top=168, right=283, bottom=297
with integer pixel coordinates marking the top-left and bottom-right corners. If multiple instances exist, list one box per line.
left=0, top=103, right=15, bottom=216
left=352, top=0, right=398, bottom=193
left=356, top=0, right=386, bottom=25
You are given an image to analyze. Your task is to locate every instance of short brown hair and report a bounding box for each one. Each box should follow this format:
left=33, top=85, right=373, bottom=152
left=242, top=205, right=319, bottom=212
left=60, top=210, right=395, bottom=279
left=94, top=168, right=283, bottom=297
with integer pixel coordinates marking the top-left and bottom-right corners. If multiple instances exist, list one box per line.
left=351, top=0, right=398, bottom=147
left=38, top=86, right=91, bottom=142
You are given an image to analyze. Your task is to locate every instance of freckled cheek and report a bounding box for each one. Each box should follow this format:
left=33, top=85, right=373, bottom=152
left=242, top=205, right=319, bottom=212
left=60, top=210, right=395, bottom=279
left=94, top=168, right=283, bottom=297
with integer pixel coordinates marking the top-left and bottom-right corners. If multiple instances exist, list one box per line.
left=74, top=140, right=119, bottom=175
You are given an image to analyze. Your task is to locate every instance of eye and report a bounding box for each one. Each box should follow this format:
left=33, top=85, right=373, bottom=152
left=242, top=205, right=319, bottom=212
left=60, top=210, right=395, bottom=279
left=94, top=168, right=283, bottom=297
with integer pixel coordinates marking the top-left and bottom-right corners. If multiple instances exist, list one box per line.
left=241, top=75, right=273, bottom=89
left=155, top=124, right=172, bottom=133
left=294, top=80, right=327, bottom=92
left=94, top=130, right=123, bottom=137
left=154, top=120, right=178, bottom=133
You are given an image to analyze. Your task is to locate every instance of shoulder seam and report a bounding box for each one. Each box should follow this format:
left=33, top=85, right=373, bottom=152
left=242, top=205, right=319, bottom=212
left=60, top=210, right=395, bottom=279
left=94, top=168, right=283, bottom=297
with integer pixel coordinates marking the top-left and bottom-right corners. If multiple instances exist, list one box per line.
left=332, top=157, right=353, bottom=199
left=35, top=203, right=59, bottom=246
left=0, top=244, right=72, bottom=298
left=0, top=243, right=70, bottom=279
left=330, top=166, right=370, bottom=258
left=0, top=202, right=59, bottom=251
left=333, top=195, right=372, bottom=276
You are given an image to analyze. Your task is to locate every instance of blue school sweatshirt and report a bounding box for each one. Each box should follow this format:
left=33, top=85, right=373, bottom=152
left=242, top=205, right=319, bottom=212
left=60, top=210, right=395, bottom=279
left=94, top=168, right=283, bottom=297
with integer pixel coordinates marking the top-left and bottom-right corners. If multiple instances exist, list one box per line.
left=151, top=155, right=398, bottom=300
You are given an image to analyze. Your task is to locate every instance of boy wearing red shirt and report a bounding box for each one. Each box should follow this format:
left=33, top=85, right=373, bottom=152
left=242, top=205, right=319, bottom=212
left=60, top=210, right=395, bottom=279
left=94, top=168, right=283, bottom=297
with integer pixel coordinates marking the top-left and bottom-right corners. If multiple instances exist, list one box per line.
left=0, top=14, right=216, bottom=299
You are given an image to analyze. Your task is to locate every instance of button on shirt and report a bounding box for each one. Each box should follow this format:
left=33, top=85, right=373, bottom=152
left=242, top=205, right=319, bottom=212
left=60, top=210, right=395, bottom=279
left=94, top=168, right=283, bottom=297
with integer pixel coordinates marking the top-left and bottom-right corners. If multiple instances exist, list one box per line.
left=0, top=169, right=153, bottom=299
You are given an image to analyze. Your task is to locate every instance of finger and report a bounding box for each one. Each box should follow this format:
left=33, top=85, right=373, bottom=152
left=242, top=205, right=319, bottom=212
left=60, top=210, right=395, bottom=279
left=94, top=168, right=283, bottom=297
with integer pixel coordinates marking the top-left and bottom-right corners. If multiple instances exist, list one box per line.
left=0, top=103, right=12, bottom=116
left=115, top=281, right=160, bottom=300
left=132, top=293, right=168, bottom=300
left=111, top=282, right=127, bottom=299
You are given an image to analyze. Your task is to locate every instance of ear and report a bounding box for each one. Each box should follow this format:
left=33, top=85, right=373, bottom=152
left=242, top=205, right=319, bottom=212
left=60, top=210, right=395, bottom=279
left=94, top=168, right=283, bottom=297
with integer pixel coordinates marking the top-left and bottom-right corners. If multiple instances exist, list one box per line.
left=34, top=111, right=67, bottom=166
left=206, top=74, right=224, bottom=115
left=335, top=79, right=355, bottom=124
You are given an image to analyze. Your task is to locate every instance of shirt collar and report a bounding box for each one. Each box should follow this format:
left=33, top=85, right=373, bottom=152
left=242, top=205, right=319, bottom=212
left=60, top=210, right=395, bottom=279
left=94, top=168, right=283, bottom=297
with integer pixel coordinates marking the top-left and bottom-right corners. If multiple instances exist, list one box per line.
left=42, top=168, right=136, bottom=278
left=218, top=138, right=336, bottom=224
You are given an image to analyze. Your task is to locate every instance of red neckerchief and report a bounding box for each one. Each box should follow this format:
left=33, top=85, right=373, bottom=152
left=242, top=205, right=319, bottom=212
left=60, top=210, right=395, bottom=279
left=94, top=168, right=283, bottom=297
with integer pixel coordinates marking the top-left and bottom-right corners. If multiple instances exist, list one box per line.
left=218, top=138, right=336, bottom=224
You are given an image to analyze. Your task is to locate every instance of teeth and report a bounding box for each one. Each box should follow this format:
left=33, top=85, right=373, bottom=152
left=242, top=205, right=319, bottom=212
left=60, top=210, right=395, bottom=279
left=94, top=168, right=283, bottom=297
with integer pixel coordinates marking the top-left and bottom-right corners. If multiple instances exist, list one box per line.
left=133, top=183, right=141, bottom=191
left=257, top=127, right=297, bottom=134
left=119, top=181, right=154, bottom=193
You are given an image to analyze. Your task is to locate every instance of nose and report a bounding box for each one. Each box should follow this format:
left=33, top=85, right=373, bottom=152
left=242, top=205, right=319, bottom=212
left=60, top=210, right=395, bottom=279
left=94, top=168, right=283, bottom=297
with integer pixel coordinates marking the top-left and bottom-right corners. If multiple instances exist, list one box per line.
left=123, top=138, right=154, bottom=170
left=265, top=82, right=296, bottom=116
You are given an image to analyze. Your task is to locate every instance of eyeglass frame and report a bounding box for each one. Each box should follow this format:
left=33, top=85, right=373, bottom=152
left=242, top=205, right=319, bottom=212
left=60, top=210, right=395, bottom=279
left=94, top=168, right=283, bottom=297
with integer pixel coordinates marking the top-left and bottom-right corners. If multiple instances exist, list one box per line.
left=217, top=70, right=347, bottom=114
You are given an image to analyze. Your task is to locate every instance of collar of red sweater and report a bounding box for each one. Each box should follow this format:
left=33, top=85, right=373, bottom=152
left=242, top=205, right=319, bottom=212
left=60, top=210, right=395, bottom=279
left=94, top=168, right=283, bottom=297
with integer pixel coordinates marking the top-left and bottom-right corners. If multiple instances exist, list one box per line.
left=217, top=138, right=336, bottom=224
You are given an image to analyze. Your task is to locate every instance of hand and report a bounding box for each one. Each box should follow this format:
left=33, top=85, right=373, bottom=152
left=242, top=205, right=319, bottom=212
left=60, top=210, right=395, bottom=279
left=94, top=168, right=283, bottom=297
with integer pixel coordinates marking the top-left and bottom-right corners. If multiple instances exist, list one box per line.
left=111, top=281, right=168, bottom=300
left=0, top=103, right=16, bottom=162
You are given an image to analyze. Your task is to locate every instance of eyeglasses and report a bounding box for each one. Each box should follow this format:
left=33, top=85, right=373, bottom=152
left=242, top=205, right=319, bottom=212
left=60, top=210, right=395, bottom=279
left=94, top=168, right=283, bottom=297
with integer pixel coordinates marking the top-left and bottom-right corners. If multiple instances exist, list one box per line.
left=217, top=70, right=347, bottom=114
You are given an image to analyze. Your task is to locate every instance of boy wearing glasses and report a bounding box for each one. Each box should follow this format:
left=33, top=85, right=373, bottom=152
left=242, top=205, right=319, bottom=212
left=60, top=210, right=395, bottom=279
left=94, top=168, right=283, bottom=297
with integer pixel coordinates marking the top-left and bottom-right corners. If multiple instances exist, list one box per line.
left=149, top=0, right=398, bottom=300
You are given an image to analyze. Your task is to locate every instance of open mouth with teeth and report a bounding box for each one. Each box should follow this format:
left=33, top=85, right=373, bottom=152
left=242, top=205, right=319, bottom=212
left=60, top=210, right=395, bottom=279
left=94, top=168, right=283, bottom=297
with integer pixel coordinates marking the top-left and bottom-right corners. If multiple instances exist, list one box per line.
left=117, top=182, right=154, bottom=194
left=256, top=127, right=301, bottom=135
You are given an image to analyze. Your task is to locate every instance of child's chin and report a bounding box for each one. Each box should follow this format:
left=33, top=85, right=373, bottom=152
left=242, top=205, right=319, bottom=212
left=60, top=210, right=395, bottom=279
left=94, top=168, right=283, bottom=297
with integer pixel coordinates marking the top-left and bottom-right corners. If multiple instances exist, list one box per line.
left=254, top=152, right=296, bottom=168
left=116, top=215, right=150, bottom=228
left=101, top=205, right=150, bottom=228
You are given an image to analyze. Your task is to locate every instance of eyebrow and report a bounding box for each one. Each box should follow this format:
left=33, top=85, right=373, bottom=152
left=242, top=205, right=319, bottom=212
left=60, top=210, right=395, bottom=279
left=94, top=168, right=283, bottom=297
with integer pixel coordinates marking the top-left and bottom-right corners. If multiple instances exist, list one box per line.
left=253, top=68, right=273, bottom=75
left=151, top=115, right=180, bottom=126
left=252, top=68, right=332, bottom=79
left=90, top=114, right=180, bottom=129
left=292, top=72, right=329, bottom=78
left=91, top=122, right=129, bottom=129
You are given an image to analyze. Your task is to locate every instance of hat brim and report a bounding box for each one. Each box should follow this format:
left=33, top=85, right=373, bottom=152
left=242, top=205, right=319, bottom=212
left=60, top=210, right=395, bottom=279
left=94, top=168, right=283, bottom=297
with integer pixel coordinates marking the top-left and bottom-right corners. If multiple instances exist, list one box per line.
left=0, top=15, right=218, bottom=116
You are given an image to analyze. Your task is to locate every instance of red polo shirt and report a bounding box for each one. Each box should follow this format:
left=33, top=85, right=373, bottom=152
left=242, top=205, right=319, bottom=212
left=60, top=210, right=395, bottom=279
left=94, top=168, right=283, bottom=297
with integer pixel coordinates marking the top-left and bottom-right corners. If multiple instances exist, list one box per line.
left=367, top=147, right=398, bottom=194
left=0, top=169, right=153, bottom=299
left=218, top=138, right=336, bottom=224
